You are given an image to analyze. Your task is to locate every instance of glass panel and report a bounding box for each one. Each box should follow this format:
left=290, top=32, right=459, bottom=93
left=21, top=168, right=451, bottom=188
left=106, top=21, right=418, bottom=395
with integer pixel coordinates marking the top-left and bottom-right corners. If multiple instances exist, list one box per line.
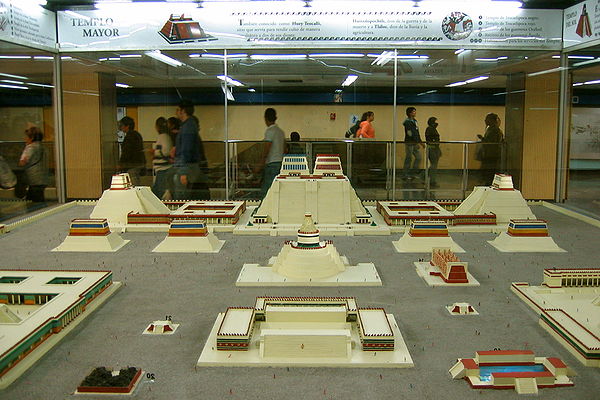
left=568, top=47, right=600, bottom=217
left=0, top=41, right=56, bottom=221
left=224, top=48, right=395, bottom=200
left=60, top=49, right=225, bottom=200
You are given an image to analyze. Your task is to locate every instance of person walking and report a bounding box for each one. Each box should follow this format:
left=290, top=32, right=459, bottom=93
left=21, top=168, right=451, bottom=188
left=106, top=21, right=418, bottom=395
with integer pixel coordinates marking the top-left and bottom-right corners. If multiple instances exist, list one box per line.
left=117, top=116, right=146, bottom=186
left=151, top=117, right=174, bottom=199
left=402, top=107, right=424, bottom=180
left=425, top=116, right=442, bottom=188
left=259, top=108, right=285, bottom=198
left=17, top=127, right=48, bottom=202
left=356, top=111, right=375, bottom=139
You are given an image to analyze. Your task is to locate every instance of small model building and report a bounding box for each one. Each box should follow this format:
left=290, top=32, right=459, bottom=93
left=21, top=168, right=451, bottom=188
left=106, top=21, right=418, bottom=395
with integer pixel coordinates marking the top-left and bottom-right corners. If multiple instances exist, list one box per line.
left=127, top=200, right=246, bottom=228
left=236, top=214, right=381, bottom=286
left=252, top=154, right=372, bottom=225
left=76, top=367, right=142, bottom=395
left=393, top=221, right=465, bottom=253
left=52, top=218, right=129, bottom=252
left=449, top=350, right=574, bottom=395
left=446, top=302, right=479, bottom=315
left=0, top=270, right=121, bottom=389
left=90, top=173, right=170, bottom=227
left=143, top=320, right=179, bottom=335
left=152, top=220, right=224, bottom=253
left=453, top=173, right=536, bottom=223
left=512, top=268, right=600, bottom=367
left=488, top=219, right=565, bottom=252
left=414, top=248, right=479, bottom=286
left=376, top=201, right=496, bottom=227
left=197, top=296, right=413, bottom=368
left=159, top=14, right=216, bottom=44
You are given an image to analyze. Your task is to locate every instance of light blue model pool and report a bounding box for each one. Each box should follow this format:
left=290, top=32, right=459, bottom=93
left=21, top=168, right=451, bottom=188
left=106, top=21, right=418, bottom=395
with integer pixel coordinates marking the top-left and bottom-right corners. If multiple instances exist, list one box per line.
left=479, top=365, right=546, bottom=382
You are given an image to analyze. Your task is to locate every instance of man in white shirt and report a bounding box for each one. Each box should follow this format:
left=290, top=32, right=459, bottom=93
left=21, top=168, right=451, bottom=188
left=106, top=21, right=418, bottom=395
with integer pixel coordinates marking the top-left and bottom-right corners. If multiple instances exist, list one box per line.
left=260, top=107, right=285, bottom=198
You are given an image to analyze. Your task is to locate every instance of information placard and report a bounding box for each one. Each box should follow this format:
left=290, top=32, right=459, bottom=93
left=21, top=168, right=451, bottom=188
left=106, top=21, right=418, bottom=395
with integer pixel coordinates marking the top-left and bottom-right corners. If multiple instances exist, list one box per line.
left=0, top=1, right=56, bottom=51
left=563, top=0, right=600, bottom=49
left=57, top=2, right=562, bottom=51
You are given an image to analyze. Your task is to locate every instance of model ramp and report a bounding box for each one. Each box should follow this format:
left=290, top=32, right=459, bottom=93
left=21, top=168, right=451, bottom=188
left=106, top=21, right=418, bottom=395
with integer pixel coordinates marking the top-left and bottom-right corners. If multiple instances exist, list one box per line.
left=454, top=174, right=535, bottom=224
left=53, top=219, right=129, bottom=252
left=90, top=173, right=169, bottom=226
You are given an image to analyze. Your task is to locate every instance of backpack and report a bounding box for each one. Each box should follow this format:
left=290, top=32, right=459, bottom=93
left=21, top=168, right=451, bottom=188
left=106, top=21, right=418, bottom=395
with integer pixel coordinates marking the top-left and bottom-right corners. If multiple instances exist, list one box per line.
left=345, top=121, right=361, bottom=138
left=0, top=155, right=16, bottom=189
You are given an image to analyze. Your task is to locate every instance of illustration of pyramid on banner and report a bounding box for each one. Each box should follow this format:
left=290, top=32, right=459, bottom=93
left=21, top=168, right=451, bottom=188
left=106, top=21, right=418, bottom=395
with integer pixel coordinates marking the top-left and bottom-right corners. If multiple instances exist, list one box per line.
left=90, top=173, right=170, bottom=227
left=251, top=154, right=372, bottom=225
left=53, top=218, right=129, bottom=252
left=453, top=174, right=535, bottom=224
left=488, top=219, right=566, bottom=252
left=237, top=214, right=380, bottom=286
left=576, top=4, right=592, bottom=38
left=393, top=221, right=465, bottom=253
left=152, top=219, right=224, bottom=253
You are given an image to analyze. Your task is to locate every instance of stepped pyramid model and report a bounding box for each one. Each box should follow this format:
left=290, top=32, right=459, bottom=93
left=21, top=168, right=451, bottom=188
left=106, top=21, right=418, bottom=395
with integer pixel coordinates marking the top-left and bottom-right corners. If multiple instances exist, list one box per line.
left=90, top=173, right=170, bottom=226
left=152, top=219, right=224, bottom=253
left=236, top=214, right=380, bottom=286
left=488, top=219, right=565, bottom=252
left=453, top=174, right=535, bottom=224
left=53, top=218, right=129, bottom=252
left=253, top=155, right=371, bottom=225
left=393, top=221, right=465, bottom=253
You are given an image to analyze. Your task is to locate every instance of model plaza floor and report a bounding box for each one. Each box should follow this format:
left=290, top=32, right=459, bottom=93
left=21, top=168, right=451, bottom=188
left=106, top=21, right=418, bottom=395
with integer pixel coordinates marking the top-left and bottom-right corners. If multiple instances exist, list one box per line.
left=0, top=205, right=599, bottom=399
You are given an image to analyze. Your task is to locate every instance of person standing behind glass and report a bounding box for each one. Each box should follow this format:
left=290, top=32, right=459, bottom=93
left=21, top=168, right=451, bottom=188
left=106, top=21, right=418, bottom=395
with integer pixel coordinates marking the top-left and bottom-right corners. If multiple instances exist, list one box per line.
left=356, top=111, right=375, bottom=139
left=425, top=117, right=442, bottom=188
left=259, top=108, right=285, bottom=198
left=18, top=127, right=48, bottom=202
left=402, top=107, right=424, bottom=180
left=117, top=116, right=146, bottom=186
left=151, top=117, right=173, bottom=199
left=174, top=100, right=209, bottom=200
left=480, top=112, right=504, bottom=185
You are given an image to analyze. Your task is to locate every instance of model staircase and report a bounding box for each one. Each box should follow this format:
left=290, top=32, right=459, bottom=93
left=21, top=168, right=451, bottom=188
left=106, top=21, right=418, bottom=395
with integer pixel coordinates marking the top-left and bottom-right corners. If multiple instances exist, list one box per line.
left=448, top=360, right=466, bottom=379
left=515, top=377, right=538, bottom=395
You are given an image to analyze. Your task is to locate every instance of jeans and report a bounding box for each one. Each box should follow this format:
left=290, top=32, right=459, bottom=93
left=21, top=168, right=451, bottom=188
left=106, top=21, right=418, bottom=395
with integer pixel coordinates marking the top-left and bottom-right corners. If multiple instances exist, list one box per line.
left=174, top=164, right=210, bottom=200
left=403, top=143, right=421, bottom=177
left=261, top=162, right=282, bottom=198
left=152, top=168, right=174, bottom=199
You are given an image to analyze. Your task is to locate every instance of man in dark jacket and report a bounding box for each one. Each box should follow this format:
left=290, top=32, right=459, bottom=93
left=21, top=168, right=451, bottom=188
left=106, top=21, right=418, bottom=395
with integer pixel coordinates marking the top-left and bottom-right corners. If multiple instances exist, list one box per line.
left=402, top=107, right=424, bottom=180
left=174, top=100, right=209, bottom=200
left=118, top=116, right=146, bottom=185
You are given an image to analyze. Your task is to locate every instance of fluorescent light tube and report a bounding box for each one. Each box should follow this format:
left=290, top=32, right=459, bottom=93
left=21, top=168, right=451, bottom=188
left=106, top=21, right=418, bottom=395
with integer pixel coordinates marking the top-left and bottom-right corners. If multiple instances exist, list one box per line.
left=144, top=50, right=183, bottom=67
left=341, top=75, right=358, bottom=87
left=217, top=75, right=244, bottom=87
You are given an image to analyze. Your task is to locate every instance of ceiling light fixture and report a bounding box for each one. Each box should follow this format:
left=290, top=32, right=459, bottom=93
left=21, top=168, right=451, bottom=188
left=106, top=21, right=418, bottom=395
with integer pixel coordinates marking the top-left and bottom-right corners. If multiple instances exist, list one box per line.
left=341, top=74, right=358, bottom=87
left=0, top=84, right=28, bottom=90
left=308, top=53, right=364, bottom=58
left=0, top=72, right=28, bottom=80
left=250, top=54, right=307, bottom=60
left=115, top=83, right=132, bottom=88
left=217, top=75, right=245, bottom=87
left=144, top=50, right=183, bottom=67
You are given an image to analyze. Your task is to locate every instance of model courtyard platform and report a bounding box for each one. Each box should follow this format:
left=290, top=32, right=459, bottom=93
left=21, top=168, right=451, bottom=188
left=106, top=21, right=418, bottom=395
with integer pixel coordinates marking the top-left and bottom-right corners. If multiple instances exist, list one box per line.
left=449, top=350, right=574, bottom=395
left=0, top=270, right=121, bottom=389
left=197, top=296, right=413, bottom=368
left=512, top=268, right=600, bottom=367
left=236, top=214, right=380, bottom=286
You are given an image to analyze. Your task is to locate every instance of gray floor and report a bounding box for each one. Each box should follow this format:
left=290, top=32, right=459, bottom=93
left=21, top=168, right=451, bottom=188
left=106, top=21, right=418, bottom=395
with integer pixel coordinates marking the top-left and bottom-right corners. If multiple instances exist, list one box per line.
left=0, top=204, right=599, bottom=399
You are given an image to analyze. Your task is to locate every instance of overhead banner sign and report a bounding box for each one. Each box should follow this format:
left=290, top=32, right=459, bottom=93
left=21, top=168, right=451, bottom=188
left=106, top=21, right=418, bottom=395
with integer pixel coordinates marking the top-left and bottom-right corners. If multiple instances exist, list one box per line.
left=0, top=1, right=56, bottom=51
left=563, top=0, right=600, bottom=49
left=57, top=2, right=562, bottom=51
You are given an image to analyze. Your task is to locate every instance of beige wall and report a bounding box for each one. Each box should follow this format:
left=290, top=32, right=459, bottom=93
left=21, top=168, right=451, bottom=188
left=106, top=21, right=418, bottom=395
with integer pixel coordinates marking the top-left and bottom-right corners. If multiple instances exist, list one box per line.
left=134, top=104, right=504, bottom=142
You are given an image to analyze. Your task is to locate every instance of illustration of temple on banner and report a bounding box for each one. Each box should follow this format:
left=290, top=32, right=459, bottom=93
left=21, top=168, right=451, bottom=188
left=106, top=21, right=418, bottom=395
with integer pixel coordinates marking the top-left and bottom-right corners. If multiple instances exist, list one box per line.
left=159, top=14, right=216, bottom=43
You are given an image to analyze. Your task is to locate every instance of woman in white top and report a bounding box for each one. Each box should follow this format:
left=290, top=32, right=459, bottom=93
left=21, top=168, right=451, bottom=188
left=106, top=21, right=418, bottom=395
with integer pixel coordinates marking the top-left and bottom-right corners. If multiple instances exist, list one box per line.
left=151, top=117, right=174, bottom=199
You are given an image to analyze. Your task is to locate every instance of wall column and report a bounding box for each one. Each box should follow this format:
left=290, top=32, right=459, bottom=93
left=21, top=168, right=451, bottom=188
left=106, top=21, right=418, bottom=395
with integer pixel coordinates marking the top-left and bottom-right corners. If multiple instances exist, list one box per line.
left=62, top=72, right=116, bottom=198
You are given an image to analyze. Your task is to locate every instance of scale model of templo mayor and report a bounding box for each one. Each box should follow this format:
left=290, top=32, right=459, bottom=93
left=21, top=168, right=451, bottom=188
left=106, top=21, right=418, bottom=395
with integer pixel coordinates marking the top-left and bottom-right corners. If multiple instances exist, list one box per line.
left=252, top=154, right=372, bottom=225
